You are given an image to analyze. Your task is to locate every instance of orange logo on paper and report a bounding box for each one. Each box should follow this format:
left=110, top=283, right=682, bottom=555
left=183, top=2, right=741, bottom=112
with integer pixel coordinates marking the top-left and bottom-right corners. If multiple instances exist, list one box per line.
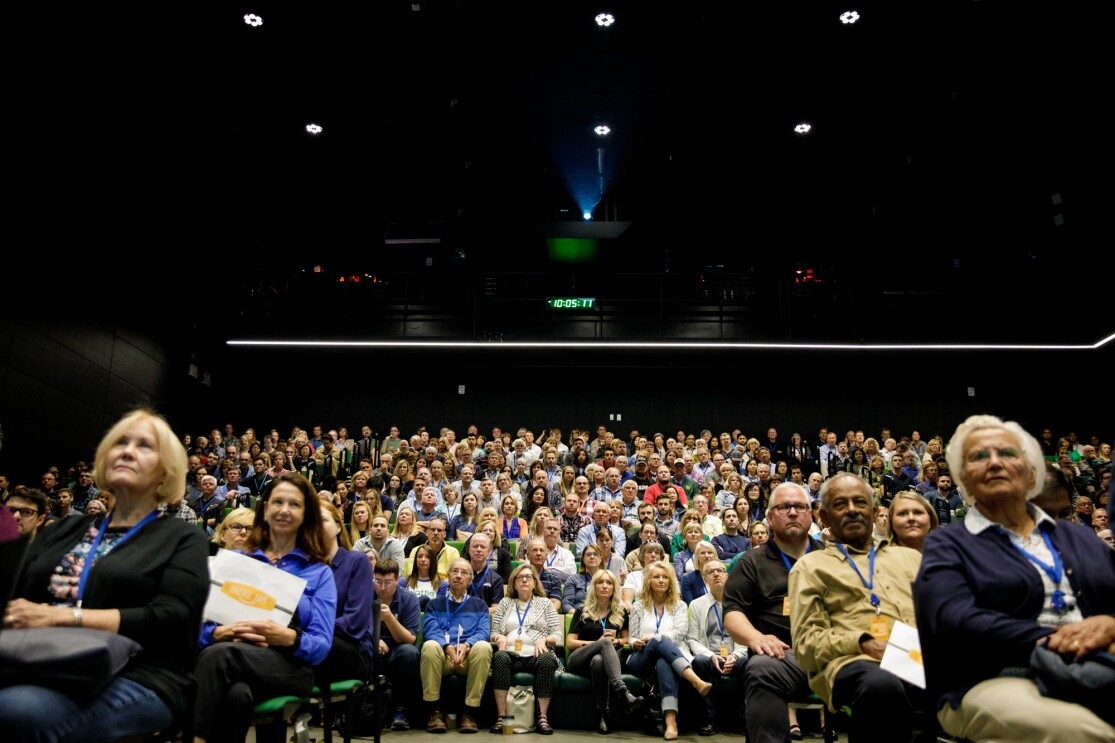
left=908, top=649, right=923, bottom=665
left=221, top=581, right=277, bottom=610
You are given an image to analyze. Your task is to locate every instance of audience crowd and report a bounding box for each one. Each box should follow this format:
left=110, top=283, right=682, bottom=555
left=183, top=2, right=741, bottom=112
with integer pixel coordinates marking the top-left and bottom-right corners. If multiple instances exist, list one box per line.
left=1, top=419, right=1112, bottom=743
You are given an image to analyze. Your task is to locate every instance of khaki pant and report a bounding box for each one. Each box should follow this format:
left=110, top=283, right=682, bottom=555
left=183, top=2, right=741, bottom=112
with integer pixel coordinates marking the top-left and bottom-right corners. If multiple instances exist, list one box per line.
left=420, top=640, right=493, bottom=708
left=938, top=676, right=1115, bottom=743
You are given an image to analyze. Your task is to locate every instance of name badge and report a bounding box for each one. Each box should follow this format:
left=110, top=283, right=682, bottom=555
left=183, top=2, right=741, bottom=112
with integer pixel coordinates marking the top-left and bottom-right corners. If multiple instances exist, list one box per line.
left=869, top=615, right=889, bottom=641
left=782, top=597, right=791, bottom=616
left=445, top=632, right=451, bottom=645
left=514, top=638, right=523, bottom=653
left=719, top=644, right=729, bottom=658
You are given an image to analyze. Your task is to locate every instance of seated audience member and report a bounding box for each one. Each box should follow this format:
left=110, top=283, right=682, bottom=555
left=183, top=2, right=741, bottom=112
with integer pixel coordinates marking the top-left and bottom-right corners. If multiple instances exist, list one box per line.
left=565, top=569, right=644, bottom=734
left=399, top=543, right=447, bottom=611
left=488, top=563, right=563, bottom=735
left=0, top=409, right=209, bottom=743
left=915, top=415, right=1115, bottom=742
left=354, top=513, right=405, bottom=566
left=463, top=518, right=514, bottom=582
left=672, top=519, right=708, bottom=581
left=886, top=490, right=939, bottom=553
left=419, top=558, right=493, bottom=733
left=211, top=506, right=255, bottom=556
left=445, top=530, right=504, bottom=610
left=680, top=540, right=718, bottom=604
left=724, top=481, right=824, bottom=743
left=711, top=506, right=750, bottom=561
left=561, top=542, right=606, bottom=614
left=193, top=474, right=337, bottom=743
left=627, top=561, right=713, bottom=741
left=3, top=487, right=49, bottom=540
left=575, top=503, right=627, bottom=560
left=523, top=537, right=565, bottom=611
left=402, top=516, right=459, bottom=581
left=687, top=558, right=747, bottom=736
left=374, top=558, right=423, bottom=732
left=789, top=473, right=925, bottom=743
left=316, top=500, right=376, bottom=689
left=622, top=541, right=667, bottom=611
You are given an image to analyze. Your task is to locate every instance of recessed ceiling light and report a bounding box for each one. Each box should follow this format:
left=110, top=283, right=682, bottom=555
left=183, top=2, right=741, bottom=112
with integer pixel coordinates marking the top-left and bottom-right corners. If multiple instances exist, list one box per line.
left=794, top=123, right=812, bottom=134
left=594, top=125, right=611, bottom=136
left=306, top=124, right=323, bottom=135
left=840, top=11, right=860, bottom=24
left=595, top=13, right=616, bottom=27
left=243, top=14, right=263, bottom=27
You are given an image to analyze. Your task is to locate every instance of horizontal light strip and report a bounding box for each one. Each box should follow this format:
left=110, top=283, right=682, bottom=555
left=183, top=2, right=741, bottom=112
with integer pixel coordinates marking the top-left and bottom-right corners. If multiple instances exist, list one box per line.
left=228, top=331, right=1115, bottom=352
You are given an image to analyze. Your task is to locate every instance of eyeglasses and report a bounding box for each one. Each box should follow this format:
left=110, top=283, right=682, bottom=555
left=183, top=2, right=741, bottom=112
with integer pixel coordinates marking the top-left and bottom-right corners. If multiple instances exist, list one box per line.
left=373, top=578, right=397, bottom=586
left=515, top=574, right=536, bottom=582
left=427, top=527, right=446, bottom=533
left=769, top=503, right=810, bottom=513
left=227, top=524, right=249, bottom=532
left=7, top=506, right=38, bottom=518
left=704, top=568, right=727, bottom=575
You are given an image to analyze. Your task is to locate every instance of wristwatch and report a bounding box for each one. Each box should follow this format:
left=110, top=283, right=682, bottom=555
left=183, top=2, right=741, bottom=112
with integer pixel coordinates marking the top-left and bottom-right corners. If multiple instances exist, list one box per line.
left=72, top=607, right=84, bottom=627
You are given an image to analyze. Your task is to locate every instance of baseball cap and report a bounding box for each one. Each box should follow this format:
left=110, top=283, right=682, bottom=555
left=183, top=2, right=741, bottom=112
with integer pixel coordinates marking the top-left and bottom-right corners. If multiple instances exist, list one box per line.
left=635, top=455, right=648, bottom=465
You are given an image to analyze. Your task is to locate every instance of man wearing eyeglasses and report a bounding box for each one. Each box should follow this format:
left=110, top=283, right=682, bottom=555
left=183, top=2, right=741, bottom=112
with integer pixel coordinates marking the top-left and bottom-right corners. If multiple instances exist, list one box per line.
left=5, top=488, right=49, bottom=539
left=687, top=559, right=747, bottom=735
left=404, top=516, right=459, bottom=582
left=373, top=557, right=422, bottom=731
left=722, top=482, right=824, bottom=743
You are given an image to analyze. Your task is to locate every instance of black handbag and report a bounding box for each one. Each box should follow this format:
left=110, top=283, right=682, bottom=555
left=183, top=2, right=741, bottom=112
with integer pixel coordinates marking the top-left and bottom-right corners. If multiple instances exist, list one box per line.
left=0, top=627, right=143, bottom=701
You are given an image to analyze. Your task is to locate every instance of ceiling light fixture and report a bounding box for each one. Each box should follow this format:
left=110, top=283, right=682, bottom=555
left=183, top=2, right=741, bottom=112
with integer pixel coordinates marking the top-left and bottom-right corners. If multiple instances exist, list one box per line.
left=840, top=11, right=860, bottom=24
left=243, top=14, right=263, bottom=27
left=794, top=123, right=812, bottom=134
left=305, top=124, right=323, bottom=135
left=594, top=125, right=611, bottom=136
left=595, top=13, right=615, bottom=27
left=227, top=332, right=1115, bottom=352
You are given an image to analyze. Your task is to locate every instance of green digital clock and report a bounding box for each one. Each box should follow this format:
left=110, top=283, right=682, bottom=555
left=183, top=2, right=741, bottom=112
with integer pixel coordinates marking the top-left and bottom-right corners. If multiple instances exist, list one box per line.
left=546, top=297, right=596, bottom=310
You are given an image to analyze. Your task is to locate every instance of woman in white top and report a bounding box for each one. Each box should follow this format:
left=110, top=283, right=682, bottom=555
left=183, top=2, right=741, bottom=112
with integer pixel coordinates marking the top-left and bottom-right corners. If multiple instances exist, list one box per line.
left=627, top=562, right=713, bottom=740
left=622, top=541, right=667, bottom=611
left=489, top=563, right=563, bottom=734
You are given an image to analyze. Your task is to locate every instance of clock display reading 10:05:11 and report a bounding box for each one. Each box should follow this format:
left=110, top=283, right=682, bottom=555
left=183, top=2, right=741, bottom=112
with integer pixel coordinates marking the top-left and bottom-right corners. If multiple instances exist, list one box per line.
left=546, top=297, right=596, bottom=309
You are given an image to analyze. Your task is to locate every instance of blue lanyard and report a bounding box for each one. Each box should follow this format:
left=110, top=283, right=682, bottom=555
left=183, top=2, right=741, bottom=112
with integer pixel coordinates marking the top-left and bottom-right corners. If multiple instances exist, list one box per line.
left=779, top=540, right=813, bottom=573
left=546, top=549, right=558, bottom=567
left=469, top=566, right=490, bottom=597
left=653, top=605, right=665, bottom=633
left=711, top=603, right=725, bottom=644
left=1011, top=530, right=1068, bottom=612
left=443, top=594, right=467, bottom=643
left=78, top=510, right=161, bottom=607
left=834, top=542, right=879, bottom=612
left=515, top=599, right=530, bottom=635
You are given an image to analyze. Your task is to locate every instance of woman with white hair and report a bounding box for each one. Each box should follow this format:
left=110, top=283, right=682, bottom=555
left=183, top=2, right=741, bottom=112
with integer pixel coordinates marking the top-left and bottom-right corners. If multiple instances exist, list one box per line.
left=914, top=414, right=1115, bottom=742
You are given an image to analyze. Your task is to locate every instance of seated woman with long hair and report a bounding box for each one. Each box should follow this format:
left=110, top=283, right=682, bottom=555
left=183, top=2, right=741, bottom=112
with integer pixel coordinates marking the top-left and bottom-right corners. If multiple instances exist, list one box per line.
left=521, top=483, right=551, bottom=526
left=887, top=490, right=939, bottom=553
left=450, top=492, right=481, bottom=540
left=497, top=493, right=528, bottom=543
left=317, top=500, right=375, bottom=687
left=193, top=473, right=337, bottom=743
left=560, top=542, right=605, bottom=614
left=622, top=541, right=668, bottom=611
left=347, top=500, right=373, bottom=545
left=390, top=504, right=427, bottom=558
left=627, top=561, right=713, bottom=741
left=565, top=569, right=644, bottom=734
left=398, top=543, right=446, bottom=610
left=671, top=519, right=708, bottom=581
left=516, top=506, right=554, bottom=560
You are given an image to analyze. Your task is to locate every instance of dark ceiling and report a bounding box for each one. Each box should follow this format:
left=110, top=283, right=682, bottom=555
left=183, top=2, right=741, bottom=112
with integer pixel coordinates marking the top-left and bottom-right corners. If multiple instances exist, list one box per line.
left=19, top=2, right=1112, bottom=345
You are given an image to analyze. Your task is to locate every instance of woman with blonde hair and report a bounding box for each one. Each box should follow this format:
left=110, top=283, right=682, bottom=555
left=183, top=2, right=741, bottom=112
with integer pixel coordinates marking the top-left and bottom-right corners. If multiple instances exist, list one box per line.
left=516, top=506, right=553, bottom=559
left=212, top=506, right=256, bottom=556
left=887, top=490, right=939, bottom=553
left=497, top=493, right=528, bottom=542
left=565, top=569, right=644, bottom=733
left=390, top=504, right=427, bottom=558
left=347, top=500, right=373, bottom=545
left=669, top=509, right=707, bottom=558
left=464, top=518, right=513, bottom=581
left=627, top=562, right=712, bottom=740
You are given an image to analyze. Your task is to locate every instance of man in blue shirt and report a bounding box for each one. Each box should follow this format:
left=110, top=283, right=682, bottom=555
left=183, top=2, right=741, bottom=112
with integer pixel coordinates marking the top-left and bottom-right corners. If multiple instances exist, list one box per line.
left=420, top=558, right=493, bottom=733
left=374, top=558, right=422, bottom=731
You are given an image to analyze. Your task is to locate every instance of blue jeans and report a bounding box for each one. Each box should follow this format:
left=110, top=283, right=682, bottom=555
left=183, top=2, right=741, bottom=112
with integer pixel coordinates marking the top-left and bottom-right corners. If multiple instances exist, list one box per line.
left=0, top=676, right=173, bottom=743
left=626, top=636, right=691, bottom=713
